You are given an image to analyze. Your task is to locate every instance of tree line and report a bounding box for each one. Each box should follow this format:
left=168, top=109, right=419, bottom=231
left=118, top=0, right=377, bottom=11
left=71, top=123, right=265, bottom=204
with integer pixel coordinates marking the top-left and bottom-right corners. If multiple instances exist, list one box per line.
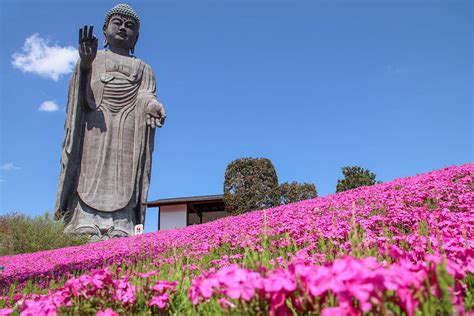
left=223, top=158, right=380, bottom=215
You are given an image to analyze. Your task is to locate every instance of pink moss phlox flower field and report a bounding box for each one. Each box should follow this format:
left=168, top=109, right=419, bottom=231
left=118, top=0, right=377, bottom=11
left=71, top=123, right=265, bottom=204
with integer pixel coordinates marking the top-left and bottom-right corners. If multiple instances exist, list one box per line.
left=0, top=164, right=473, bottom=315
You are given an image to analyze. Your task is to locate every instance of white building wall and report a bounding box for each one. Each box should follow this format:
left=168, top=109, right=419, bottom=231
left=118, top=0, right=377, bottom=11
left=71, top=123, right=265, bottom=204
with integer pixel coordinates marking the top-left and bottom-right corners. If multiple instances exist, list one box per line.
left=159, top=204, right=187, bottom=230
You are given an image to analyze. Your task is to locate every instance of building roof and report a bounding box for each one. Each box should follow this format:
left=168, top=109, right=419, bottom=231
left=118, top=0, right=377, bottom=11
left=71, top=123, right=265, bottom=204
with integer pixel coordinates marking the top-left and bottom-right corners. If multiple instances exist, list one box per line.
left=147, top=194, right=224, bottom=207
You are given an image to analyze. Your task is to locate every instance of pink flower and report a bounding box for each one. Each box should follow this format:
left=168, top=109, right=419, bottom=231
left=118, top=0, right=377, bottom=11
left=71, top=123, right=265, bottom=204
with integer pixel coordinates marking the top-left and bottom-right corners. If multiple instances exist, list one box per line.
left=113, top=277, right=136, bottom=304
left=321, top=306, right=358, bottom=316
left=263, top=269, right=296, bottom=293
left=64, top=278, right=82, bottom=297
left=188, top=275, right=219, bottom=304
left=96, top=308, right=119, bottom=316
left=229, top=254, right=243, bottom=260
left=138, top=270, right=158, bottom=278
left=0, top=308, right=13, bottom=316
left=199, top=277, right=219, bottom=298
left=305, top=257, right=385, bottom=313
left=50, top=288, right=72, bottom=307
left=148, top=293, right=169, bottom=309
left=268, top=291, right=289, bottom=316
left=152, top=280, right=178, bottom=293
left=217, top=265, right=262, bottom=301
left=347, top=282, right=374, bottom=312
left=20, top=297, right=58, bottom=316
left=307, top=266, right=332, bottom=296
left=0, top=164, right=472, bottom=315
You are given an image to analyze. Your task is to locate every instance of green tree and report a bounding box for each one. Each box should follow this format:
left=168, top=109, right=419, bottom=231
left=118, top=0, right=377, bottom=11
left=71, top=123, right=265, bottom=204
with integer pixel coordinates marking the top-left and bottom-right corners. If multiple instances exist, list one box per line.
left=279, top=181, right=317, bottom=205
left=224, top=158, right=279, bottom=215
left=0, top=212, right=88, bottom=256
left=336, top=166, right=380, bottom=193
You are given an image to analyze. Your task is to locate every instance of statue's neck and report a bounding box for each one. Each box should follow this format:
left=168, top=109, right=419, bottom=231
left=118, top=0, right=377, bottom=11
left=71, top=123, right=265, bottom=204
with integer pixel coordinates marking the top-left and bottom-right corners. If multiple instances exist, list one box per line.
left=108, top=46, right=130, bottom=57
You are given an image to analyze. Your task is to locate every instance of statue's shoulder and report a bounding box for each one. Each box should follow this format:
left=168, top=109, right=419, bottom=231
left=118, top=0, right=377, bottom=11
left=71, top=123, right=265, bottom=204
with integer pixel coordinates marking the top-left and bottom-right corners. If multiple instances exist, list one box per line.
left=91, top=50, right=106, bottom=68
left=91, top=50, right=104, bottom=59
left=131, top=56, right=151, bottom=69
left=132, top=57, right=155, bottom=75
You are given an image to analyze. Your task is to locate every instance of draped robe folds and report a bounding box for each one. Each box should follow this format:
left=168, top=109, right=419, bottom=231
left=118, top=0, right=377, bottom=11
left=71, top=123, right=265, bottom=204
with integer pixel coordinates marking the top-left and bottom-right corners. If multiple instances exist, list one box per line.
left=55, top=50, right=156, bottom=236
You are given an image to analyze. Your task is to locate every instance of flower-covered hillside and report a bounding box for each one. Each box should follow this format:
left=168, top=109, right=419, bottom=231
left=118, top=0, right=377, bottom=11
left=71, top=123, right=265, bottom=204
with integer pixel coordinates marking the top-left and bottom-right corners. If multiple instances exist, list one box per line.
left=0, top=164, right=473, bottom=315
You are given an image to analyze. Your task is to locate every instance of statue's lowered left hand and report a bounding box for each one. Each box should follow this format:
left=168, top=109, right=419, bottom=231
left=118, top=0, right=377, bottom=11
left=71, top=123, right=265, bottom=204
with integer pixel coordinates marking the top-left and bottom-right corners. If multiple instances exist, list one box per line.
left=145, top=100, right=166, bottom=128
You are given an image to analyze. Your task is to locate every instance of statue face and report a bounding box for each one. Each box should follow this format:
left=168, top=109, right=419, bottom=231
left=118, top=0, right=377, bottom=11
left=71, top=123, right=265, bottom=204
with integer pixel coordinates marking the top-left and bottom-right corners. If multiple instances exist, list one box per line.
left=104, top=14, right=139, bottom=51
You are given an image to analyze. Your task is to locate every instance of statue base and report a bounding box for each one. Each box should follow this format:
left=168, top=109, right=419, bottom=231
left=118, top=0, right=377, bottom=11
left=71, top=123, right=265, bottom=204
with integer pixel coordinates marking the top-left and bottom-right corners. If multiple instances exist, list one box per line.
left=65, top=194, right=137, bottom=241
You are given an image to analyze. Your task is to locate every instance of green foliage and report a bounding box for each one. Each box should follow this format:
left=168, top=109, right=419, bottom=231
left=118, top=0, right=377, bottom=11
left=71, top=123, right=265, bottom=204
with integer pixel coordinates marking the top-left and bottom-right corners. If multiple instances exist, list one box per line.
left=336, top=165, right=380, bottom=193
left=0, top=212, right=88, bottom=256
left=278, top=181, right=317, bottom=205
left=224, top=157, right=279, bottom=215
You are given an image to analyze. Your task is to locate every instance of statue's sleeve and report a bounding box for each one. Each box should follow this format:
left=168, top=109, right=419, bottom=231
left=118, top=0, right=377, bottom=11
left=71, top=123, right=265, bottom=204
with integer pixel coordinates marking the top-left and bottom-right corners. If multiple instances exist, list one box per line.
left=55, top=63, right=83, bottom=221
left=137, top=63, right=157, bottom=103
left=135, top=62, right=158, bottom=225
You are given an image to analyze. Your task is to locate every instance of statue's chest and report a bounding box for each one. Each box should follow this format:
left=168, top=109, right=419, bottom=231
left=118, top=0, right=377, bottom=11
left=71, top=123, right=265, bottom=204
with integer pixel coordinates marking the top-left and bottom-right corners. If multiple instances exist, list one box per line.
left=104, top=55, right=135, bottom=77
left=88, top=52, right=142, bottom=111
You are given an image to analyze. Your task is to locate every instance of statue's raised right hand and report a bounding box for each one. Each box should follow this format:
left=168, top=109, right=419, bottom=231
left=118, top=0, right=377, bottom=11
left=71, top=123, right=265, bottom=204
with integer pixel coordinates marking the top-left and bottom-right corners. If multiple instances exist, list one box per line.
left=79, top=25, right=98, bottom=71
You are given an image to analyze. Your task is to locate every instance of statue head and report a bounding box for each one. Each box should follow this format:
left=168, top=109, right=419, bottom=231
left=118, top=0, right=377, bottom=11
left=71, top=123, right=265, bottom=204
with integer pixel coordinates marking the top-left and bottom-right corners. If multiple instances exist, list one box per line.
left=103, top=4, right=140, bottom=54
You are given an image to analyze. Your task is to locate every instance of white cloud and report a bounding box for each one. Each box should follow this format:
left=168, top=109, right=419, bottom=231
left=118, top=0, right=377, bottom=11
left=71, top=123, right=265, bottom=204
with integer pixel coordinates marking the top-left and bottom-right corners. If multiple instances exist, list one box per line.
left=39, top=100, right=60, bottom=112
left=0, top=163, right=20, bottom=171
left=12, top=34, right=78, bottom=81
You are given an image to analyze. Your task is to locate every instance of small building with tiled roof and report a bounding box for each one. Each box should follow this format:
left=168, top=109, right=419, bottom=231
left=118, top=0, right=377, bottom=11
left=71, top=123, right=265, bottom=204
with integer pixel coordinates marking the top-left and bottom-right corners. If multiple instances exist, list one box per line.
left=147, top=195, right=226, bottom=230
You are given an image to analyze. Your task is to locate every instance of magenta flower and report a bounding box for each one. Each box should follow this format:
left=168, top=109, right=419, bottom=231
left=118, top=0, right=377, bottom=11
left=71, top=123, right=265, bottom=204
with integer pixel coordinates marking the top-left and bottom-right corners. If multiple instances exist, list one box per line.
left=189, top=274, right=219, bottom=304
left=0, top=308, right=13, bottom=316
left=307, top=265, right=332, bottom=296
left=96, top=308, right=119, bottom=316
left=138, top=270, right=158, bottom=278
left=321, top=306, right=358, bottom=316
left=148, top=293, right=169, bottom=309
left=0, top=164, right=471, bottom=315
left=263, top=268, right=296, bottom=293
left=216, top=264, right=262, bottom=301
left=199, top=277, right=219, bottom=299
left=113, top=277, right=137, bottom=305
left=152, top=280, right=178, bottom=293
left=20, top=297, right=58, bottom=316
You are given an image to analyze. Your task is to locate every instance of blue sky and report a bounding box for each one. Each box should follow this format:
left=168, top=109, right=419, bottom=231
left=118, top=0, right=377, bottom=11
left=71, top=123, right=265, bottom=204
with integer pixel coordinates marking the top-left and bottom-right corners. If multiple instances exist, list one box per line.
left=0, top=0, right=472, bottom=233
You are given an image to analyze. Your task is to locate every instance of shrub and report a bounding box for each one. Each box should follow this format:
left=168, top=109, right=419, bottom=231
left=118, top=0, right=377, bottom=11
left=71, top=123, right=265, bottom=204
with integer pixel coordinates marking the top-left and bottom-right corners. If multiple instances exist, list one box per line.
left=224, top=158, right=279, bottom=215
left=0, top=212, right=88, bottom=256
left=279, top=181, right=317, bottom=205
left=336, top=165, right=380, bottom=193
